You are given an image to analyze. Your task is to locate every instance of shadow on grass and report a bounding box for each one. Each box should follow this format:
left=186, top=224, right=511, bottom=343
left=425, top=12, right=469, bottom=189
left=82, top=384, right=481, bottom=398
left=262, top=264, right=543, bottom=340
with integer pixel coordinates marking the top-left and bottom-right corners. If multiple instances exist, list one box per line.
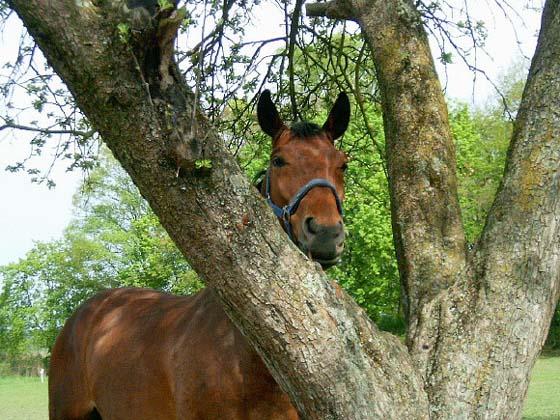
left=539, top=348, right=560, bottom=359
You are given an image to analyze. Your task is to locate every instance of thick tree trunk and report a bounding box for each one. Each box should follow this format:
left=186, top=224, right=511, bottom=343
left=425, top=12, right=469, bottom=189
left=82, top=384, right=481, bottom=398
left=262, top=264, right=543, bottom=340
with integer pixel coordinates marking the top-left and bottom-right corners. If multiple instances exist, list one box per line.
left=309, top=0, right=560, bottom=418
left=412, top=2, right=560, bottom=417
left=8, top=0, right=560, bottom=418
left=7, top=0, right=428, bottom=418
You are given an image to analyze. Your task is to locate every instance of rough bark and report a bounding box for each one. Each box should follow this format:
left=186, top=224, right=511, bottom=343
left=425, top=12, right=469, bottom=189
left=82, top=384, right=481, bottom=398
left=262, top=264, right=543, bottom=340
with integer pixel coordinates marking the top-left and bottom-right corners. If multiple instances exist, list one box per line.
left=308, top=0, right=467, bottom=336
left=413, top=1, right=560, bottom=417
left=8, top=0, right=560, bottom=417
left=308, top=0, right=560, bottom=418
left=7, top=0, right=428, bottom=418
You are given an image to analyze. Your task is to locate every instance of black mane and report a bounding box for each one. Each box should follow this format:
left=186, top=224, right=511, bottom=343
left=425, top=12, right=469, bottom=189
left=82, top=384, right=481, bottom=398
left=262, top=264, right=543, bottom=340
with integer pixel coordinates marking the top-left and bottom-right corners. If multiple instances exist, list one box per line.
left=289, top=121, right=323, bottom=138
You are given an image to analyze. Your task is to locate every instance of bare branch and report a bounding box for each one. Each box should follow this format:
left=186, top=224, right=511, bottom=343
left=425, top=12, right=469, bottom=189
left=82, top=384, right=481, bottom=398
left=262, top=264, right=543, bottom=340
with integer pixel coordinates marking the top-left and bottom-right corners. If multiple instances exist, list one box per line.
left=0, top=121, right=95, bottom=138
left=306, top=1, right=356, bottom=20
left=288, top=0, right=304, bottom=120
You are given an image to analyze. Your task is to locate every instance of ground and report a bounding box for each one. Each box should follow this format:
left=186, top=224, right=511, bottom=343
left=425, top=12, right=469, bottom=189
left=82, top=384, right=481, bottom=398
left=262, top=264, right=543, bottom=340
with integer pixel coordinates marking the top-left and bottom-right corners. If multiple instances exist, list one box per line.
left=522, top=351, right=560, bottom=419
left=0, top=354, right=558, bottom=419
left=0, top=376, right=47, bottom=420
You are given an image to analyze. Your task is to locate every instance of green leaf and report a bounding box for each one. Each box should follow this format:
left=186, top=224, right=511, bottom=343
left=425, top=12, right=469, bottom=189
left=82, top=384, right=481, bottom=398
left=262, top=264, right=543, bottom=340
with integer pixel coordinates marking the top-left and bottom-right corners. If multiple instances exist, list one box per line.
left=195, top=159, right=212, bottom=169
left=117, top=23, right=130, bottom=44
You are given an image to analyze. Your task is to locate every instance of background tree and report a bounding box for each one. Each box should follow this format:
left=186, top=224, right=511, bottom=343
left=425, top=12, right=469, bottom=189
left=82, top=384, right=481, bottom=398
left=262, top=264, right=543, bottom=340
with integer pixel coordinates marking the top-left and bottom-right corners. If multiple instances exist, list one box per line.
left=0, top=151, right=202, bottom=374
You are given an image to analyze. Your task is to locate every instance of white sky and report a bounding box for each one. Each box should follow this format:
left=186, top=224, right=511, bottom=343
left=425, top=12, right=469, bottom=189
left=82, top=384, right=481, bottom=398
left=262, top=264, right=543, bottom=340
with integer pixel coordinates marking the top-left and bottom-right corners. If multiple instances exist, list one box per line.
left=0, top=1, right=544, bottom=266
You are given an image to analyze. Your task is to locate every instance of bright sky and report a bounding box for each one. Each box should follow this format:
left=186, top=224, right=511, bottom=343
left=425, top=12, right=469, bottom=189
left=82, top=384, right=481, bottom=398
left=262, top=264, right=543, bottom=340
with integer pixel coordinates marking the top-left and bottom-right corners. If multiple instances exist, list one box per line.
left=0, top=2, right=544, bottom=266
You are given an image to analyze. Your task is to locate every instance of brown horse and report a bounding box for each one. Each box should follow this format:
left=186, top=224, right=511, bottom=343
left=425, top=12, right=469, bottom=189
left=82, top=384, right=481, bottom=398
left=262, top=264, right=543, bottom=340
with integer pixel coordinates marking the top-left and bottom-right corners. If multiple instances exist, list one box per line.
left=48, top=90, right=350, bottom=420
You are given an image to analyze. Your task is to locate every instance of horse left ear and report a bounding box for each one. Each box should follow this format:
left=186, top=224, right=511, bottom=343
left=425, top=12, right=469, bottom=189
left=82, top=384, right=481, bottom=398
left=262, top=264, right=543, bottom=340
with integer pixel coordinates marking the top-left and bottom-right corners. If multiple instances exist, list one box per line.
left=322, top=92, right=350, bottom=141
left=258, top=90, right=286, bottom=139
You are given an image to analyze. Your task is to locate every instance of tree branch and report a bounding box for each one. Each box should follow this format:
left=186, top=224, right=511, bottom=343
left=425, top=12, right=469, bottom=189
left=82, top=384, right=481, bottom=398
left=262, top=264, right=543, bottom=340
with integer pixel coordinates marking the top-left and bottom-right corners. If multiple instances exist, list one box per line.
left=329, top=0, right=467, bottom=337
left=0, top=121, right=96, bottom=138
left=288, top=0, right=304, bottom=120
left=305, top=1, right=356, bottom=21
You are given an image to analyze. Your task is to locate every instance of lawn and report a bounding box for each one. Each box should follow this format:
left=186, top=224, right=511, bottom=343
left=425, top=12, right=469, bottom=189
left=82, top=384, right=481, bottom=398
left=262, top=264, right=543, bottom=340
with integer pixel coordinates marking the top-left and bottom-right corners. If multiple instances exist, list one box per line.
left=0, top=355, right=558, bottom=419
left=0, top=376, right=48, bottom=420
left=523, top=351, right=560, bottom=420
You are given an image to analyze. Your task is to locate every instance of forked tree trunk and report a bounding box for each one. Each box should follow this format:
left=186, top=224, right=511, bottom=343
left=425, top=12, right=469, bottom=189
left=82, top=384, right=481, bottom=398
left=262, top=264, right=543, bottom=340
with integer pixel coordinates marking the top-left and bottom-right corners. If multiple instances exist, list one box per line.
left=7, top=0, right=426, bottom=418
left=308, top=0, right=560, bottom=418
left=8, top=0, right=560, bottom=418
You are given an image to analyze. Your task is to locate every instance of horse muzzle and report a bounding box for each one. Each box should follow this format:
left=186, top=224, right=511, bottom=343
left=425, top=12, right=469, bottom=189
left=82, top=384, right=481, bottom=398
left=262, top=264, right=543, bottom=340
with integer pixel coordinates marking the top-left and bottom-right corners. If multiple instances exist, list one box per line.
left=265, top=173, right=345, bottom=268
left=300, top=218, right=345, bottom=268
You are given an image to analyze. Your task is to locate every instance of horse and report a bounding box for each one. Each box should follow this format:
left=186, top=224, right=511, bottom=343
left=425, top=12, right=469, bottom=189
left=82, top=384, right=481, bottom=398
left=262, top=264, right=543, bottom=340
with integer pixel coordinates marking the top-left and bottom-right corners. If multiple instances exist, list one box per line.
left=48, top=90, right=350, bottom=420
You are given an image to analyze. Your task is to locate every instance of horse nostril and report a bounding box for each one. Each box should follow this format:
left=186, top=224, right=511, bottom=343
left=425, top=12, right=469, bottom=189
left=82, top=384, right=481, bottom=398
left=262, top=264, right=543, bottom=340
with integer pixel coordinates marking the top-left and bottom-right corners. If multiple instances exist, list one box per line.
left=335, top=221, right=344, bottom=238
left=305, top=217, right=319, bottom=235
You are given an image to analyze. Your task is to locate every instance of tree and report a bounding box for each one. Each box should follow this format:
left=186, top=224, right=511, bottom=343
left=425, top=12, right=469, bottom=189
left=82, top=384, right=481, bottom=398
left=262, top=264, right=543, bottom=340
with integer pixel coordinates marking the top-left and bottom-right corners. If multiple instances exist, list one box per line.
left=0, top=150, right=202, bottom=373
left=4, top=0, right=560, bottom=418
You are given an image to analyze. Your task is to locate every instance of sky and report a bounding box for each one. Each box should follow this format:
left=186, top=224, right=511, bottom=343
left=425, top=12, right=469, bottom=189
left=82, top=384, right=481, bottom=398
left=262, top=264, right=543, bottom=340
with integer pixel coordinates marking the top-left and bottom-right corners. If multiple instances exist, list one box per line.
left=0, top=1, right=544, bottom=266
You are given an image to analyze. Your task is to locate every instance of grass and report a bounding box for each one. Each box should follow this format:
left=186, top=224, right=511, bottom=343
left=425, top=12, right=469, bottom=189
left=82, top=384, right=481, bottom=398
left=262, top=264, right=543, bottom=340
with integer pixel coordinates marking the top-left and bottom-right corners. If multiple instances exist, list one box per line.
left=0, top=376, right=48, bottom=420
left=0, top=354, right=558, bottom=419
left=523, top=350, right=560, bottom=420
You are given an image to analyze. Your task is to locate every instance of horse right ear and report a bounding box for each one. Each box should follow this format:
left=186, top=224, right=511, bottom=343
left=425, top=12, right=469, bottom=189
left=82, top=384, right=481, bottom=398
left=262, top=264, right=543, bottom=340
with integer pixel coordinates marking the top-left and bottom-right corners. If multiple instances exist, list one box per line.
left=322, top=92, right=350, bottom=141
left=257, top=90, right=285, bottom=139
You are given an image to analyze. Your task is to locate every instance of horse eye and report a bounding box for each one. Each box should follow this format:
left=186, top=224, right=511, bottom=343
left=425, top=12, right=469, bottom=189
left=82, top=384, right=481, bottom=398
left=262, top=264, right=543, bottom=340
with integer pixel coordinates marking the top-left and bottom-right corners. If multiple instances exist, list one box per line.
left=341, top=163, right=348, bottom=172
left=272, top=156, right=286, bottom=168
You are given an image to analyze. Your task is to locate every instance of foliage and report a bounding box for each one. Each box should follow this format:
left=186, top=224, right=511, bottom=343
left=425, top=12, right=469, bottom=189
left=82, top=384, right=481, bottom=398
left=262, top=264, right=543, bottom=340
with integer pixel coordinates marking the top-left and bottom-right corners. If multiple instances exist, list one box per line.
left=448, top=61, right=560, bottom=349
left=117, top=22, right=131, bottom=43
left=329, top=109, right=401, bottom=326
left=0, top=151, right=202, bottom=373
left=547, top=302, right=560, bottom=349
left=71, top=151, right=202, bottom=294
left=450, top=103, right=510, bottom=244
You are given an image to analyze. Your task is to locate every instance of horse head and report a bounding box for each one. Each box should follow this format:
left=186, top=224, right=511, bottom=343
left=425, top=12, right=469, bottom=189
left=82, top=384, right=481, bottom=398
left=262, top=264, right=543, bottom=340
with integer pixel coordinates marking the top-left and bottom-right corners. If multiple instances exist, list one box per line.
left=257, top=90, right=350, bottom=268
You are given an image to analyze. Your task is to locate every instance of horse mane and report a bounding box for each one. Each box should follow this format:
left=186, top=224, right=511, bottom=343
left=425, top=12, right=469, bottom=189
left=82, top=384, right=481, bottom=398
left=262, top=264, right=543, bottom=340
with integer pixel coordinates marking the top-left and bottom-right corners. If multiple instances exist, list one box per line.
left=290, top=121, right=323, bottom=138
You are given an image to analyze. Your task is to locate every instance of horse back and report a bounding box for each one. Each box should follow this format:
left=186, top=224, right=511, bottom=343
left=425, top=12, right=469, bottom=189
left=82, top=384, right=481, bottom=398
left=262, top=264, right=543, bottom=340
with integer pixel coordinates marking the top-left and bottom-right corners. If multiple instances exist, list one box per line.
left=49, top=287, right=298, bottom=419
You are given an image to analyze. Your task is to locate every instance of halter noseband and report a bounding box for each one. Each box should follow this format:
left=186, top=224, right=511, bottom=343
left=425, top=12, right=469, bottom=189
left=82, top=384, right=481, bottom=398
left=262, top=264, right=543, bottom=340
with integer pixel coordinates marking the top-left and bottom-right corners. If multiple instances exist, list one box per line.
left=264, top=168, right=344, bottom=242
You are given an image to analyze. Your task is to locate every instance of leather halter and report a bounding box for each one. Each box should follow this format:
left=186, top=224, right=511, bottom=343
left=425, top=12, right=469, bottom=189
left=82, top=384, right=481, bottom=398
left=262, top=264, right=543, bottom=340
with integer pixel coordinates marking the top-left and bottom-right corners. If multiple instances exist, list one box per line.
left=264, top=168, right=344, bottom=242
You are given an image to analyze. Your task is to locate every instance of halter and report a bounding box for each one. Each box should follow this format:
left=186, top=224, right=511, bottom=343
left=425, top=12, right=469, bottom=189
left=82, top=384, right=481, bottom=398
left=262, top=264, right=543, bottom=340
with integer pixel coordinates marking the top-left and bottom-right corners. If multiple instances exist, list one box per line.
left=264, top=168, right=344, bottom=242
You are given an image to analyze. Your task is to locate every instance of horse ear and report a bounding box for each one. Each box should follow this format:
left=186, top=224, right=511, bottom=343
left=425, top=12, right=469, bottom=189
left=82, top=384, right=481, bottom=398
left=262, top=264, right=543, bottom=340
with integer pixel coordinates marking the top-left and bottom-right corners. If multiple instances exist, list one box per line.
left=258, top=90, right=285, bottom=139
left=322, top=92, right=350, bottom=141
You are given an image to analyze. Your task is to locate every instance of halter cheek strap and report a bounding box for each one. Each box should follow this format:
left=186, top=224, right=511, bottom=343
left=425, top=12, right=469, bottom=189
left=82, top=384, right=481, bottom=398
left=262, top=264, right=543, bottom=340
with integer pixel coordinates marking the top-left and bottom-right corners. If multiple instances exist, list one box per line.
left=265, top=169, right=344, bottom=242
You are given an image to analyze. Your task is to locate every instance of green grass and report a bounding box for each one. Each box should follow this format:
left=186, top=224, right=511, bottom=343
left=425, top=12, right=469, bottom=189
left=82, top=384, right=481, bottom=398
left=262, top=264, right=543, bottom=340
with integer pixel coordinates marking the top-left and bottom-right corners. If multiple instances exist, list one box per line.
left=523, top=351, right=560, bottom=420
left=0, top=355, right=559, bottom=419
left=0, top=376, right=48, bottom=420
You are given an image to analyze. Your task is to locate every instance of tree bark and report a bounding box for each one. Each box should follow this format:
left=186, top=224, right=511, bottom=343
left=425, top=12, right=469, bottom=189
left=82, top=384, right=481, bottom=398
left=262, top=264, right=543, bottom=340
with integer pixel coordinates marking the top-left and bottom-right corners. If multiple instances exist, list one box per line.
left=7, top=0, right=560, bottom=418
left=7, top=0, right=428, bottom=418
left=309, top=0, right=560, bottom=418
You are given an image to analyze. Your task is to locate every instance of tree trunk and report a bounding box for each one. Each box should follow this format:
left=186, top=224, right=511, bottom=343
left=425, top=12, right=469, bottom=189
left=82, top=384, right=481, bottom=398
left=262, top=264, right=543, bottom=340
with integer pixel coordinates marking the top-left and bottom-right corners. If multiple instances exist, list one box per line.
left=411, top=1, right=560, bottom=416
left=7, top=0, right=560, bottom=418
left=309, top=0, right=560, bottom=418
left=7, top=0, right=427, bottom=418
